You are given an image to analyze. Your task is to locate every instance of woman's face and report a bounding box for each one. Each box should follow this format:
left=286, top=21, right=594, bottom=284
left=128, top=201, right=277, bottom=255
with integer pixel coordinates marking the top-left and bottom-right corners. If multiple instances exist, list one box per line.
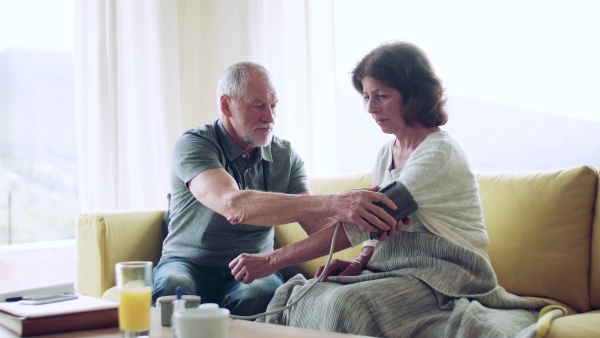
left=361, top=76, right=406, bottom=134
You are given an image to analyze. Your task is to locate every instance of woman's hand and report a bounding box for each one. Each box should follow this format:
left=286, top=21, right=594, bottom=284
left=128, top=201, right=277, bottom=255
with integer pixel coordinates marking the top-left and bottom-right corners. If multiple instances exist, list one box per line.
left=315, top=245, right=375, bottom=281
left=315, top=259, right=364, bottom=281
left=374, top=217, right=412, bottom=240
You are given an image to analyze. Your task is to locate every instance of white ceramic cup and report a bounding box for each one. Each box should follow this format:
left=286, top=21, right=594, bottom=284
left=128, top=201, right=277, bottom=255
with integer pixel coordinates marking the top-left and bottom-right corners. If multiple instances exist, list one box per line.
left=173, top=305, right=230, bottom=338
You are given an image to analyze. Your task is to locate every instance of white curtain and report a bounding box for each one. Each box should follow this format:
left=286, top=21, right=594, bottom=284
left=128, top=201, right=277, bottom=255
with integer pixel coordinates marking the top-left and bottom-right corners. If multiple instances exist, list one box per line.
left=74, top=0, right=336, bottom=212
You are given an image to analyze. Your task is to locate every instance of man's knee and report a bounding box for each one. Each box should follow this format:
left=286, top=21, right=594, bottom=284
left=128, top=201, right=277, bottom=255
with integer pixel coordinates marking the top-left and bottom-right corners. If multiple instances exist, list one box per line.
left=164, top=274, right=197, bottom=294
left=221, top=277, right=282, bottom=316
left=153, top=273, right=197, bottom=302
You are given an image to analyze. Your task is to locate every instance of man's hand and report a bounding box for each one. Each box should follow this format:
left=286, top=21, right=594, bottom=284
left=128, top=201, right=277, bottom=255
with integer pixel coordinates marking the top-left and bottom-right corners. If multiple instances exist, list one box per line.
left=331, top=186, right=398, bottom=233
left=229, top=252, right=278, bottom=284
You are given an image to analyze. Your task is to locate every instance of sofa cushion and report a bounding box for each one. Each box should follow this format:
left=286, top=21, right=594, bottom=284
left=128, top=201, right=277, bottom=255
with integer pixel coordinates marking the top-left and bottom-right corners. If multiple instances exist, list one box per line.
left=274, top=171, right=372, bottom=276
left=477, top=165, right=597, bottom=313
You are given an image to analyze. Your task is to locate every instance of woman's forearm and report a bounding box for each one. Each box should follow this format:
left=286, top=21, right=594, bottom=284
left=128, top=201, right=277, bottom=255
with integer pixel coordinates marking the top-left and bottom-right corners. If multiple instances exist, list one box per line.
left=267, top=222, right=353, bottom=271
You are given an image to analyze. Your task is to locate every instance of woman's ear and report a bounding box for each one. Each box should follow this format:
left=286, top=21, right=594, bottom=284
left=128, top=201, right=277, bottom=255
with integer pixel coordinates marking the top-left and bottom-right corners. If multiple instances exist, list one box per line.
left=220, top=95, right=233, bottom=118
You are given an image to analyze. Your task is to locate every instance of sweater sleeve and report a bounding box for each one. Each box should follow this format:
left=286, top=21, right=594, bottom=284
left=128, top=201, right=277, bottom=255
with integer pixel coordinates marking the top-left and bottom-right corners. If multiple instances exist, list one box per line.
left=398, top=133, right=489, bottom=254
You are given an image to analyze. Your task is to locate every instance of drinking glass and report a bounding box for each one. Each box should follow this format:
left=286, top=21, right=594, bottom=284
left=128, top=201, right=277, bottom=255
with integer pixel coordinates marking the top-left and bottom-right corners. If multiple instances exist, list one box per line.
left=115, top=261, right=153, bottom=337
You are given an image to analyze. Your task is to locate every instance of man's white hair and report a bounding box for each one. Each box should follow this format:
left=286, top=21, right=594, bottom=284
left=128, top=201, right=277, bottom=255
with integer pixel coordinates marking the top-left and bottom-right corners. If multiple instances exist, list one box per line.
left=216, top=61, right=274, bottom=115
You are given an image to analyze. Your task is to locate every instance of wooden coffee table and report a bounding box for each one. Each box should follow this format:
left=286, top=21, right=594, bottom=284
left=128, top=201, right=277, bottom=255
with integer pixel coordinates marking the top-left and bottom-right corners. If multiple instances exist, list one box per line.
left=0, top=308, right=373, bottom=338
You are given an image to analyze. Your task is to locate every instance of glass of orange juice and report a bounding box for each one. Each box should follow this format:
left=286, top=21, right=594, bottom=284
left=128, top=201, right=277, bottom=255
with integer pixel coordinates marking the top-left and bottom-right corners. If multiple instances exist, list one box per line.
left=115, top=261, right=153, bottom=337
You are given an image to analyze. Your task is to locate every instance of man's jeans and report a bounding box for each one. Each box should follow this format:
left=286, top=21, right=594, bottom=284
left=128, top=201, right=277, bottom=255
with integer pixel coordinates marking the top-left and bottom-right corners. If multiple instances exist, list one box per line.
left=152, top=256, right=283, bottom=317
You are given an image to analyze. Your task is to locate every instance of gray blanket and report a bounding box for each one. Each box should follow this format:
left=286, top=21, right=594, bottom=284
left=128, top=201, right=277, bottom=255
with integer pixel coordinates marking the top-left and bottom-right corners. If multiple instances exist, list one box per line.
left=259, top=232, right=564, bottom=337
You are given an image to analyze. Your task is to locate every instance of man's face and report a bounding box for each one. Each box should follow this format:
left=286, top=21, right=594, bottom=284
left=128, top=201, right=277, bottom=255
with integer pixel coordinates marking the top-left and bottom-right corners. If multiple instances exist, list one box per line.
left=227, top=70, right=278, bottom=152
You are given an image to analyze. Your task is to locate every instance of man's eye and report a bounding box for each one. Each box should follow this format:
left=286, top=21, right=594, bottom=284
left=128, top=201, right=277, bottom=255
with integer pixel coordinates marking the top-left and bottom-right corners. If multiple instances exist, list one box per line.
left=363, top=96, right=370, bottom=101
left=377, top=95, right=386, bottom=99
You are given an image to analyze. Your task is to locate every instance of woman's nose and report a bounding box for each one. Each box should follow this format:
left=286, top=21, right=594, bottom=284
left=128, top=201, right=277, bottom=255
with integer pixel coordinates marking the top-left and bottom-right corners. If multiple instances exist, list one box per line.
left=367, top=100, right=379, bottom=114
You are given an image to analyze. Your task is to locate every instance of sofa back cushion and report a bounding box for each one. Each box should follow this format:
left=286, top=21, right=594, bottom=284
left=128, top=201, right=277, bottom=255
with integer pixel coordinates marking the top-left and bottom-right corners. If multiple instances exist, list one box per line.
left=277, top=166, right=599, bottom=313
left=274, top=172, right=371, bottom=276
left=477, top=165, right=597, bottom=313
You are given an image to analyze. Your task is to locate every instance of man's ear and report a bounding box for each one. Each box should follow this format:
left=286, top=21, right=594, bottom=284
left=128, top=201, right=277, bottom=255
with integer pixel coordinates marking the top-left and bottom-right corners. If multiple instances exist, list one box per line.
left=220, top=95, right=233, bottom=118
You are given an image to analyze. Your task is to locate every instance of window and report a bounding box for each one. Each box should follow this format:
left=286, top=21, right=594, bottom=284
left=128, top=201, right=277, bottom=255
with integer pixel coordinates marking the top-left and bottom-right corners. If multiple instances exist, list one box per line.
left=0, top=0, right=77, bottom=293
left=0, top=0, right=76, bottom=245
left=331, top=0, right=600, bottom=174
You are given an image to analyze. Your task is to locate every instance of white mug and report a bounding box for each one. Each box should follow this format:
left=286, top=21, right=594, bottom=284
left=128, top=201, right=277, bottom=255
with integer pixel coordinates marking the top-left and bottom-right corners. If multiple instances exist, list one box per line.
left=173, top=305, right=230, bottom=338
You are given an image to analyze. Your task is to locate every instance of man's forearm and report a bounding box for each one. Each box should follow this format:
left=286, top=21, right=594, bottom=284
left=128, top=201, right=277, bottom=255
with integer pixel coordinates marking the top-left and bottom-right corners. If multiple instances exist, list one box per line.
left=223, top=190, right=335, bottom=226
left=190, top=168, right=397, bottom=231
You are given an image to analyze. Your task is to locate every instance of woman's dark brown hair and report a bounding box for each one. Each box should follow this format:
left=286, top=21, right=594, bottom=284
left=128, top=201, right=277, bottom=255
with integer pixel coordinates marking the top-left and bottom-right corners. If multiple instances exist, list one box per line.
left=351, top=41, right=448, bottom=127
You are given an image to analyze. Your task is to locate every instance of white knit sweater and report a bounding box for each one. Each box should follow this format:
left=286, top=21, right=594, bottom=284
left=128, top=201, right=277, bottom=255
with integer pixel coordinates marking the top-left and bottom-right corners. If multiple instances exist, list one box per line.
left=343, top=130, right=490, bottom=256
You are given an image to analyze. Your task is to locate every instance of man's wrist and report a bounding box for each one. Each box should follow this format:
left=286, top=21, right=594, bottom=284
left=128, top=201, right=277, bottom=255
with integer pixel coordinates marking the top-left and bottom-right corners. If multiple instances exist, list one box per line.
left=265, top=249, right=285, bottom=271
left=324, top=194, right=336, bottom=219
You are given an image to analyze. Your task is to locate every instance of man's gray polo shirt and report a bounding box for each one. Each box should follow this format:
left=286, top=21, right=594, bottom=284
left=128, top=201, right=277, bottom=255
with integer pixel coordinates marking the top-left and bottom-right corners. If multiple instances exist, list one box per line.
left=161, top=119, right=310, bottom=268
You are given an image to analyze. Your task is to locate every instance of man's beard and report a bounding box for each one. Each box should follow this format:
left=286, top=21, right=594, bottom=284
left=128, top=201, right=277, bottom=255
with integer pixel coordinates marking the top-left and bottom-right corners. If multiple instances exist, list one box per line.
left=244, top=123, right=273, bottom=147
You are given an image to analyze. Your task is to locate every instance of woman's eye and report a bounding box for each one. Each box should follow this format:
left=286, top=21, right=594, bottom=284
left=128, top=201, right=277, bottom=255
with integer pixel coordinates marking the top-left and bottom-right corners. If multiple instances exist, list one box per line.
left=377, top=95, right=386, bottom=100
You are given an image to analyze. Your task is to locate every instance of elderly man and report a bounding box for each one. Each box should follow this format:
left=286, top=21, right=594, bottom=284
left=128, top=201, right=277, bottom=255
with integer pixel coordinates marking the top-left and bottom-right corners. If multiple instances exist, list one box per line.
left=152, top=61, right=399, bottom=316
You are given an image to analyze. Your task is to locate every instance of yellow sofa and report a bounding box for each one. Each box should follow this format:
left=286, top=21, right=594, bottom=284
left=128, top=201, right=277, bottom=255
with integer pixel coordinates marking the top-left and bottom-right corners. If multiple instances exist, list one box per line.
left=77, top=165, right=600, bottom=337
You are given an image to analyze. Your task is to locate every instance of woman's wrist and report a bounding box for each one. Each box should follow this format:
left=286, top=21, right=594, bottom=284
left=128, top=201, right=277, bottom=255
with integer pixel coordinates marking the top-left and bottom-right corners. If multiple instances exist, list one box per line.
left=353, top=246, right=375, bottom=266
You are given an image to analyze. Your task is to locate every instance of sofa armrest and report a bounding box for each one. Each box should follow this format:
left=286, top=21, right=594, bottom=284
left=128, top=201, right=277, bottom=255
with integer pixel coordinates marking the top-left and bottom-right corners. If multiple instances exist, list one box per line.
left=545, top=310, right=600, bottom=338
left=76, top=210, right=166, bottom=297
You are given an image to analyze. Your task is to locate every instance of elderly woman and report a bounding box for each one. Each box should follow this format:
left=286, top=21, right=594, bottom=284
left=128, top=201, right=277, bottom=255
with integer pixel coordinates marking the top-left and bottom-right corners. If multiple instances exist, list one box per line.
left=229, top=41, right=561, bottom=337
